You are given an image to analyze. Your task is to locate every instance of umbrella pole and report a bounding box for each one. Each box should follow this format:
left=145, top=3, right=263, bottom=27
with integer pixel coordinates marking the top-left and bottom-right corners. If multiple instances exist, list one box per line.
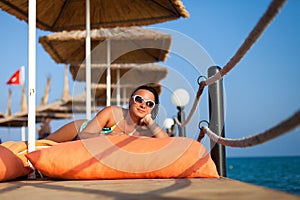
left=21, top=125, right=26, bottom=141
left=122, top=87, right=127, bottom=107
left=27, top=0, right=36, bottom=152
left=21, top=77, right=26, bottom=141
left=116, top=67, right=120, bottom=106
left=106, top=39, right=111, bottom=106
left=27, top=0, right=36, bottom=179
left=85, top=0, right=91, bottom=120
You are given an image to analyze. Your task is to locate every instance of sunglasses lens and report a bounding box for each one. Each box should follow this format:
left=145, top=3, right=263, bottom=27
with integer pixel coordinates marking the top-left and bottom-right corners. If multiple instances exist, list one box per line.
left=146, top=101, right=155, bottom=108
left=134, top=95, right=144, bottom=104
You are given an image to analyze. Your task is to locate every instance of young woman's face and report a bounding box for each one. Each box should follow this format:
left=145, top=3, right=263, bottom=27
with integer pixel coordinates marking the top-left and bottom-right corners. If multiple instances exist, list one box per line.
left=129, top=89, right=155, bottom=119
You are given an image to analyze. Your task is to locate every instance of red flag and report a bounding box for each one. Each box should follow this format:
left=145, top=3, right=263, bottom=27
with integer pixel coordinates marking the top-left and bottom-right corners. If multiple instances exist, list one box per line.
left=6, top=66, right=24, bottom=85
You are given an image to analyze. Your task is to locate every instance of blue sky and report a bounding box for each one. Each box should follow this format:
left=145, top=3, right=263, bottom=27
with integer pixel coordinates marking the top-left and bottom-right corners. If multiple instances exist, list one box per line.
left=0, top=0, right=299, bottom=157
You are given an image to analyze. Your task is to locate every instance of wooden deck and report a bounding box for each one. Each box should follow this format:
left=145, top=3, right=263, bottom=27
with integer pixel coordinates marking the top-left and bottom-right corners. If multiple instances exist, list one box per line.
left=0, top=178, right=299, bottom=199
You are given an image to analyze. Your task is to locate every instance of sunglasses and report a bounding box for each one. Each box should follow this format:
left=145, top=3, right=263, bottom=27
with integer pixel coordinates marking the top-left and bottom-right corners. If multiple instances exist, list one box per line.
left=132, top=95, right=155, bottom=109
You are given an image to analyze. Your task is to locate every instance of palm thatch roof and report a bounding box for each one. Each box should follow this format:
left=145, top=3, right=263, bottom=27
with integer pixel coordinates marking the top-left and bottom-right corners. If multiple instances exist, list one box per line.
left=0, top=0, right=189, bottom=31
left=68, top=63, right=167, bottom=107
left=39, top=27, right=172, bottom=66
left=70, top=63, right=168, bottom=84
left=0, top=110, right=73, bottom=127
left=0, top=74, right=74, bottom=127
left=37, top=94, right=99, bottom=114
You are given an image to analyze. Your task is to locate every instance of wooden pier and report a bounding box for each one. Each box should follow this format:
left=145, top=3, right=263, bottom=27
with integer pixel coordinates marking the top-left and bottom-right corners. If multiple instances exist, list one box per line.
left=0, top=178, right=299, bottom=199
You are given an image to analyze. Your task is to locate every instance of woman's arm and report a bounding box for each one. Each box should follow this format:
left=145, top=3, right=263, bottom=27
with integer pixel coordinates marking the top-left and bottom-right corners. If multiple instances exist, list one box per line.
left=79, top=106, right=115, bottom=139
left=45, top=119, right=86, bottom=142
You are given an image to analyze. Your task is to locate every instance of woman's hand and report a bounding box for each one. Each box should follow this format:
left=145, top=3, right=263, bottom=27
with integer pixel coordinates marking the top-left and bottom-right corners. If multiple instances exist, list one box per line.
left=140, top=114, right=168, bottom=138
left=140, top=114, right=154, bottom=126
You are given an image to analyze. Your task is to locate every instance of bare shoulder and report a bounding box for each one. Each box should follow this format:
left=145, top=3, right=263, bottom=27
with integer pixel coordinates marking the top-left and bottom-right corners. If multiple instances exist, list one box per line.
left=111, top=106, right=127, bottom=118
left=97, top=106, right=126, bottom=119
left=102, top=106, right=123, bottom=113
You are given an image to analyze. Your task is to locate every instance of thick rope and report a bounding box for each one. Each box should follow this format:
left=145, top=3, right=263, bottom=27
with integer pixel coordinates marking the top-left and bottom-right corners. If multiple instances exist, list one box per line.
left=201, top=110, right=300, bottom=147
left=175, top=0, right=286, bottom=128
left=174, top=81, right=206, bottom=127
left=205, top=0, right=287, bottom=86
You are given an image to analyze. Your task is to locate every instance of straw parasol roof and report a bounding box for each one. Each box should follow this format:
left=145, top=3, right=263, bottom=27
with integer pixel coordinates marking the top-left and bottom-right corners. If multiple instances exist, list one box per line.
left=67, top=63, right=167, bottom=108
left=0, top=0, right=189, bottom=31
left=60, top=83, right=163, bottom=109
left=41, top=82, right=162, bottom=113
left=0, top=100, right=73, bottom=128
left=37, top=94, right=99, bottom=114
left=0, top=111, right=73, bottom=127
left=34, top=65, right=98, bottom=114
left=20, top=64, right=163, bottom=115
left=35, top=83, right=162, bottom=114
left=39, top=27, right=172, bottom=66
left=70, top=63, right=168, bottom=84
left=0, top=74, right=74, bottom=127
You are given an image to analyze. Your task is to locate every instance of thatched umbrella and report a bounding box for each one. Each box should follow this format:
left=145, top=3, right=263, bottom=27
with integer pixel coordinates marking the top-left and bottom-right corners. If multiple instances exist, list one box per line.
left=0, top=96, right=73, bottom=128
left=0, top=0, right=189, bottom=31
left=39, top=27, right=171, bottom=65
left=0, top=112, right=73, bottom=128
left=70, top=63, right=167, bottom=106
left=35, top=65, right=99, bottom=114
left=39, top=26, right=171, bottom=107
left=0, top=76, right=73, bottom=128
left=70, top=63, right=168, bottom=84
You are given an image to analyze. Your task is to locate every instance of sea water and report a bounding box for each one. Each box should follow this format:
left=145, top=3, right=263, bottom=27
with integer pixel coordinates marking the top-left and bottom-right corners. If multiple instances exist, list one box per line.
left=227, top=156, right=300, bottom=196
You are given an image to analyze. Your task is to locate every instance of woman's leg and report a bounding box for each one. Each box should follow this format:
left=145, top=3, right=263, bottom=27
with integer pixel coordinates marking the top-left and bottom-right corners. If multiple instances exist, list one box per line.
left=45, top=119, right=86, bottom=142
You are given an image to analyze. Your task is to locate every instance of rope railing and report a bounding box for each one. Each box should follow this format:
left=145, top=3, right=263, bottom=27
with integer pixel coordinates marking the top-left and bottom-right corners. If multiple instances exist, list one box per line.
left=200, top=110, right=300, bottom=147
left=205, top=0, right=287, bottom=86
left=174, top=0, right=287, bottom=130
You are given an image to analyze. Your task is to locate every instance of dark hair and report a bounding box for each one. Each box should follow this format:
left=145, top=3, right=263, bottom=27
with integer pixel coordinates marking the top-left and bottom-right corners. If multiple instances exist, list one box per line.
left=130, top=84, right=160, bottom=119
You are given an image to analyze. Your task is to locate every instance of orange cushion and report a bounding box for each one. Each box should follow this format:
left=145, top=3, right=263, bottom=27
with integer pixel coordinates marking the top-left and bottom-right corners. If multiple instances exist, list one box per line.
left=0, top=145, right=32, bottom=181
left=1, top=139, right=58, bottom=167
left=26, top=136, right=219, bottom=179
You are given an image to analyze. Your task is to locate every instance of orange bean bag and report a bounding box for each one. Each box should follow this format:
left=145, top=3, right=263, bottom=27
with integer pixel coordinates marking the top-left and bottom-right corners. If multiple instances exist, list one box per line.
left=26, top=136, right=219, bottom=179
left=1, top=139, right=58, bottom=167
left=0, top=145, right=32, bottom=181
left=0, top=139, right=58, bottom=181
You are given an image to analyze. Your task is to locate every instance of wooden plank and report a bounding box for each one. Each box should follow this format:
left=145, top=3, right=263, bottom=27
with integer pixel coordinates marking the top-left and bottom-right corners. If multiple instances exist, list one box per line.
left=0, top=178, right=299, bottom=199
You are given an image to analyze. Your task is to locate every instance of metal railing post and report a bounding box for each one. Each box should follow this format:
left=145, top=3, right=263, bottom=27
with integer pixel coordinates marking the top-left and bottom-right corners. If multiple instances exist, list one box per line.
left=208, top=66, right=227, bottom=177
left=177, top=106, right=186, bottom=137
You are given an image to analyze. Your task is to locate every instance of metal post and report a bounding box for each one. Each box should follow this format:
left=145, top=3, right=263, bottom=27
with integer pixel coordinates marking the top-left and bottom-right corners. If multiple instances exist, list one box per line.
left=208, top=66, right=227, bottom=177
left=177, top=106, right=186, bottom=137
